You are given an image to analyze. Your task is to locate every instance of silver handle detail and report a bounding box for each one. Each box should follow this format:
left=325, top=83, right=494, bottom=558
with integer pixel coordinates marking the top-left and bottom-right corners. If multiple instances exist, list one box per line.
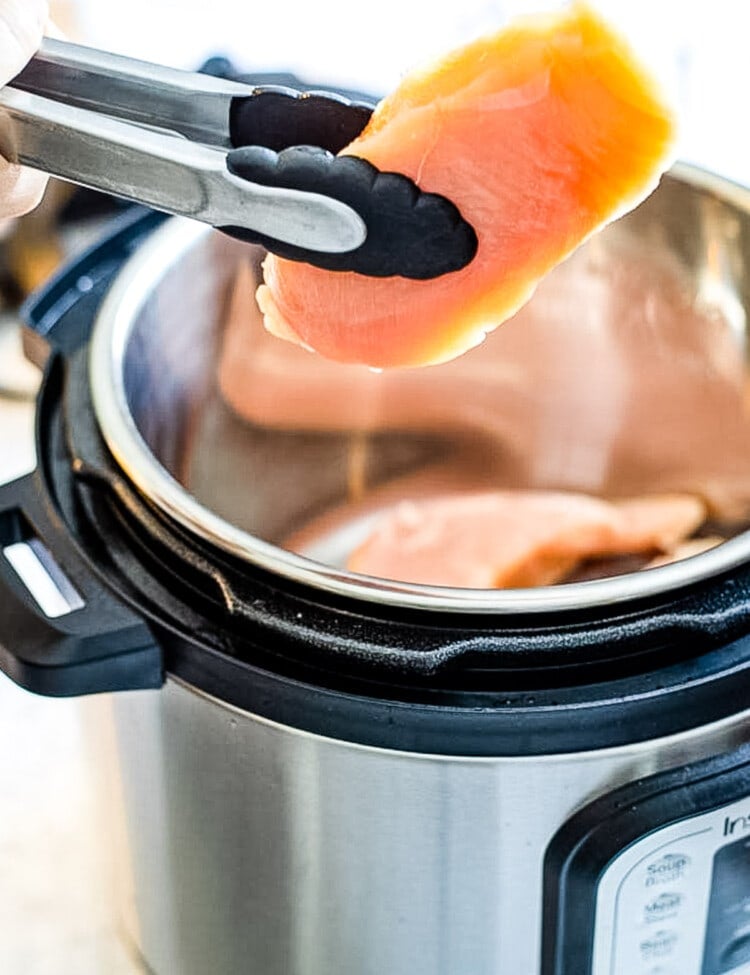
left=0, top=87, right=366, bottom=254
left=15, top=37, right=253, bottom=146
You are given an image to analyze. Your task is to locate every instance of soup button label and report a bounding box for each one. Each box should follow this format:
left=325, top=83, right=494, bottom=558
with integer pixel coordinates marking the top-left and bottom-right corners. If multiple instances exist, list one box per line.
left=644, top=854, right=690, bottom=887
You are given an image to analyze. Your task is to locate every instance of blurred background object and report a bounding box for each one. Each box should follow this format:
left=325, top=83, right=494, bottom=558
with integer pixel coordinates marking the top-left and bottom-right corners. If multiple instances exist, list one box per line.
left=49, top=0, right=79, bottom=35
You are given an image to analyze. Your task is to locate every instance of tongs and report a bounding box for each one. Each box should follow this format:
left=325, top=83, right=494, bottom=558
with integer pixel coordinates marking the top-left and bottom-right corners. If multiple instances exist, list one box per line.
left=0, top=39, right=477, bottom=279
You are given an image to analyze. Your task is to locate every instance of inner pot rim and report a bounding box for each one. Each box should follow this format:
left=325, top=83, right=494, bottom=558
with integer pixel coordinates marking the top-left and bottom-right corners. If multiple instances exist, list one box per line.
left=88, top=162, right=750, bottom=615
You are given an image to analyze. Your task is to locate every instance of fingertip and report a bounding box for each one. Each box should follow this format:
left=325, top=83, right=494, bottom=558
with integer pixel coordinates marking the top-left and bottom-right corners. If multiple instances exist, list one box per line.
left=0, top=0, right=50, bottom=81
left=0, top=165, right=49, bottom=219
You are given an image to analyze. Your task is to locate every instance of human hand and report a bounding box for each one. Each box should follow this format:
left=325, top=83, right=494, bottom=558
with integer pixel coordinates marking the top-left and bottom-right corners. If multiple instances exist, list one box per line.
left=0, top=0, right=49, bottom=219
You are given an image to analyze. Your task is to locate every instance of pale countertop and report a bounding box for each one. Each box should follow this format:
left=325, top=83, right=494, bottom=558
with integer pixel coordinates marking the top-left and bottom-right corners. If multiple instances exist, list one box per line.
left=0, top=329, right=144, bottom=975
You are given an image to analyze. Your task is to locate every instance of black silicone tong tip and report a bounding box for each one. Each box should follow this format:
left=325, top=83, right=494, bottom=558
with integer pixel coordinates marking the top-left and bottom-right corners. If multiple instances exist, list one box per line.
left=230, top=87, right=377, bottom=155
left=227, top=84, right=478, bottom=279
left=225, top=145, right=479, bottom=279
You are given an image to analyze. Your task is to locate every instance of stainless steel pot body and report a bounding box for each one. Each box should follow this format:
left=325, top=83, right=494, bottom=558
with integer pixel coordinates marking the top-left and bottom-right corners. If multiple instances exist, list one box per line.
left=93, top=680, right=750, bottom=975
left=70, top=165, right=750, bottom=975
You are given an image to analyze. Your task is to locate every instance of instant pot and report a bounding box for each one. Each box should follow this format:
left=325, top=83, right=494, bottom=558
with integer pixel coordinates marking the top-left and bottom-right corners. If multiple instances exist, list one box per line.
left=4, top=168, right=750, bottom=975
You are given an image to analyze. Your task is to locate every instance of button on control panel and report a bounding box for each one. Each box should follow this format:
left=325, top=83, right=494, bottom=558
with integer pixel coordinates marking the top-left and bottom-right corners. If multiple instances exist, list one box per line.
left=703, top=835, right=750, bottom=974
left=721, top=933, right=750, bottom=971
left=591, top=796, right=750, bottom=974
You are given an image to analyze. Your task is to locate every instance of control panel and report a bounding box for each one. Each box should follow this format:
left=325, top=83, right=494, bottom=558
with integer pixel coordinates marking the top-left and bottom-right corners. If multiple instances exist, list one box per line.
left=592, top=796, right=750, bottom=974
left=542, top=745, right=750, bottom=975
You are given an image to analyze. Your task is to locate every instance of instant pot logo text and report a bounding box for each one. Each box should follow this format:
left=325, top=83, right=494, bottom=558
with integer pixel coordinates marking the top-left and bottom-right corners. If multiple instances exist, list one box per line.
left=724, top=813, right=750, bottom=836
left=645, top=854, right=690, bottom=886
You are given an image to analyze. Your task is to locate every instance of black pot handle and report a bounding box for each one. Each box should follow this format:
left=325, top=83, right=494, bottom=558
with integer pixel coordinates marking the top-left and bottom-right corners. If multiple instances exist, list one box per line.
left=0, top=470, right=162, bottom=697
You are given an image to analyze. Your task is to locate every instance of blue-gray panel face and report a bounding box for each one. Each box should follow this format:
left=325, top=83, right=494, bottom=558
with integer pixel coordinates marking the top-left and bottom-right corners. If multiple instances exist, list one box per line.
left=703, top=833, right=750, bottom=974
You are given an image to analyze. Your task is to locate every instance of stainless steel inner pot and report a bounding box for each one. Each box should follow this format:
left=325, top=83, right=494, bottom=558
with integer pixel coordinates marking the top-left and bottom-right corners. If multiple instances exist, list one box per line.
left=89, top=162, right=750, bottom=613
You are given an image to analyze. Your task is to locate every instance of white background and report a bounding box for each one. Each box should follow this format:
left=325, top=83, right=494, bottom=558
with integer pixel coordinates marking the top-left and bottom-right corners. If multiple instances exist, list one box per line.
left=65, top=0, right=750, bottom=184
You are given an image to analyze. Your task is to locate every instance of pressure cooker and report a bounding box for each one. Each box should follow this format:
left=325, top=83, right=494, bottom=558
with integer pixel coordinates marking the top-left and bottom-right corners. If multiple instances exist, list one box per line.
left=4, top=166, right=750, bottom=975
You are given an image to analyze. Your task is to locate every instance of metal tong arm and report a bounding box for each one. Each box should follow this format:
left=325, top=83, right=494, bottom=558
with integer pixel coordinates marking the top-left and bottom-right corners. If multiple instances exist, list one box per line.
left=0, top=87, right=366, bottom=253
left=13, top=37, right=256, bottom=147
left=14, top=38, right=376, bottom=155
left=3, top=38, right=477, bottom=278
